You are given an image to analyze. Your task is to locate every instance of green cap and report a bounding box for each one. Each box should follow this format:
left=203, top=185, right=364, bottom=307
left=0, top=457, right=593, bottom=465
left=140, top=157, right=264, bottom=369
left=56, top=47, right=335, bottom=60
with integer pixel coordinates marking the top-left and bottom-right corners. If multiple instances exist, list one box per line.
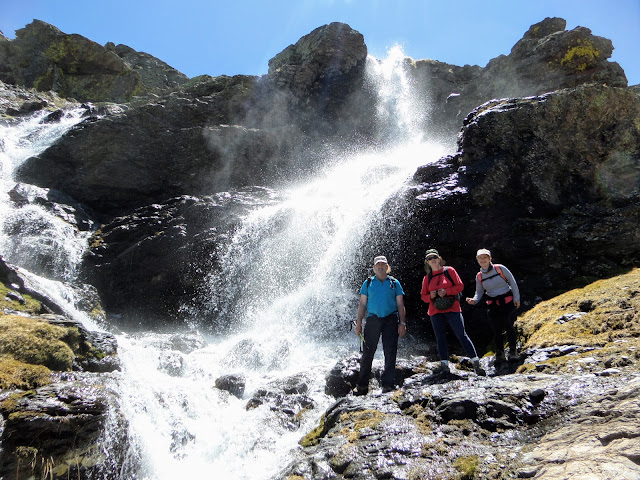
left=425, top=248, right=439, bottom=258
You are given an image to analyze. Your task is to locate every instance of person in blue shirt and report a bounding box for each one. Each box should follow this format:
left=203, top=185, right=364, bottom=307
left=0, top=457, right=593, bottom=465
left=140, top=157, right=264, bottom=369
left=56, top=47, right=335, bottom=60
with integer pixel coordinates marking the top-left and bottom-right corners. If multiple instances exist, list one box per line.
left=353, top=255, right=407, bottom=395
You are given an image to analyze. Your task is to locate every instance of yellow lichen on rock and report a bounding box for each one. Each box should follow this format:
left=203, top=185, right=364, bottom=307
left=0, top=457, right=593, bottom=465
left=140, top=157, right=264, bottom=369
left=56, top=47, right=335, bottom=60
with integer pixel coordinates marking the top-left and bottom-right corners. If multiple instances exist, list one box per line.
left=560, top=39, right=601, bottom=71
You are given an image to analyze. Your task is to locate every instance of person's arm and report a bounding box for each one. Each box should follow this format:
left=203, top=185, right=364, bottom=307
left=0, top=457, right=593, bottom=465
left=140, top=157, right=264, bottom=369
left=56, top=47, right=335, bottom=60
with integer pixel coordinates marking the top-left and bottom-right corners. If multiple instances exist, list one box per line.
left=355, top=294, right=367, bottom=336
left=501, top=265, right=521, bottom=307
left=420, top=276, right=432, bottom=304
left=467, top=273, right=485, bottom=305
left=396, top=294, right=407, bottom=337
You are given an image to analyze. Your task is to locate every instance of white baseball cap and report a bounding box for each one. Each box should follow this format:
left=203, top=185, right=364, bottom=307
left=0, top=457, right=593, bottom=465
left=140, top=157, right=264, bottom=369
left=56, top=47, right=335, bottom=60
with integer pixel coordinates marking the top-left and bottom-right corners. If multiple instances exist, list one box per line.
left=373, top=256, right=388, bottom=265
left=476, top=249, right=492, bottom=257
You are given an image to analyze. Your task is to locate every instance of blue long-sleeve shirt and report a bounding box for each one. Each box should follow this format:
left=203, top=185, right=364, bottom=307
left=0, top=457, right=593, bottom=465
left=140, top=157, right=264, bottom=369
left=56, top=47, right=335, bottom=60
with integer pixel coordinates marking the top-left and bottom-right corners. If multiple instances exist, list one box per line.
left=471, top=264, right=520, bottom=303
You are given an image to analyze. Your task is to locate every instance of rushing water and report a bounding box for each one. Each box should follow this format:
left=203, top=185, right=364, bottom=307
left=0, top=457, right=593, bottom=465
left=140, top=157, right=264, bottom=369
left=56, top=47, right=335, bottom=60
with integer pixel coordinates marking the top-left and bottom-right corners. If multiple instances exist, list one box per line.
left=0, top=47, right=453, bottom=479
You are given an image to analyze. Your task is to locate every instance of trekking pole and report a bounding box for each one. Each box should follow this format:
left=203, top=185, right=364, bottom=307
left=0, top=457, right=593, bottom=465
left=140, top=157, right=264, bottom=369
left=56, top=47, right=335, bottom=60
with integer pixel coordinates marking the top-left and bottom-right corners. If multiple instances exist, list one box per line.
left=350, top=320, right=365, bottom=353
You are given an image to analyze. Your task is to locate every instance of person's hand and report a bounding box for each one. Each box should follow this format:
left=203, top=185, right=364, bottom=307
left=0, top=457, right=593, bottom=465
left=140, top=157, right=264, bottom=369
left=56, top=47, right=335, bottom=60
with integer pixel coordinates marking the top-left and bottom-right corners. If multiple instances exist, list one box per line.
left=466, top=298, right=476, bottom=305
left=355, top=322, right=362, bottom=336
left=515, top=301, right=521, bottom=308
left=398, top=324, right=406, bottom=337
left=437, top=288, right=447, bottom=297
left=430, top=291, right=437, bottom=299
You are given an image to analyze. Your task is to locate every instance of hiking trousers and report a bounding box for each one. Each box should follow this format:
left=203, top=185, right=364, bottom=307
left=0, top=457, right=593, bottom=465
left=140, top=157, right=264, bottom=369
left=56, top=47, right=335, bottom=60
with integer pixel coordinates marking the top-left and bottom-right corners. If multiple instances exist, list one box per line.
left=357, top=313, right=399, bottom=389
left=430, top=311, right=478, bottom=361
left=487, top=300, right=518, bottom=354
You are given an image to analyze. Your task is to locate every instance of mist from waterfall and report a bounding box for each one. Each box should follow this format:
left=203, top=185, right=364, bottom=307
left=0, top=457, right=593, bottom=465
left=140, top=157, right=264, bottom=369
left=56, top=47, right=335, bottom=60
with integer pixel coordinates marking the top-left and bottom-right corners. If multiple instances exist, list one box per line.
left=0, top=46, right=453, bottom=480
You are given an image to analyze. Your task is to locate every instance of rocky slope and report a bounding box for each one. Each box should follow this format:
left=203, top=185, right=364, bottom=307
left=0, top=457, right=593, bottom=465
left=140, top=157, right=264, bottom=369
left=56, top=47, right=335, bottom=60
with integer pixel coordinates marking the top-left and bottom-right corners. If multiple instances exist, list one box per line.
left=0, top=258, right=126, bottom=479
left=280, top=269, right=640, bottom=480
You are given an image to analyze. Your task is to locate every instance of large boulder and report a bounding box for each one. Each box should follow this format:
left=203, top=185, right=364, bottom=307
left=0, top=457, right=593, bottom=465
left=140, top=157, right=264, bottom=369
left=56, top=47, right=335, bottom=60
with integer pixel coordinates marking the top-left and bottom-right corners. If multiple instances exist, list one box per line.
left=106, top=42, right=188, bottom=94
left=267, top=22, right=369, bottom=130
left=79, top=190, right=279, bottom=327
left=380, top=84, right=640, bottom=327
left=0, top=20, right=187, bottom=103
left=0, top=20, right=144, bottom=103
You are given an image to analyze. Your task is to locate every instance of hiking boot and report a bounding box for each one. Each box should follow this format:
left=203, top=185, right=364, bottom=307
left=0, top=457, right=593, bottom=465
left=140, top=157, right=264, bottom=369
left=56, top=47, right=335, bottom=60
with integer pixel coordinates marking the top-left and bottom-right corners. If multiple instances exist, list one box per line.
left=494, top=352, right=507, bottom=364
left=472, top=359, right=486, bottom=376
left=352, top=386, right=368, bottom=396
left=433, top=362, right=450, bottom=375
left=508, top=351, right=522, bottom=362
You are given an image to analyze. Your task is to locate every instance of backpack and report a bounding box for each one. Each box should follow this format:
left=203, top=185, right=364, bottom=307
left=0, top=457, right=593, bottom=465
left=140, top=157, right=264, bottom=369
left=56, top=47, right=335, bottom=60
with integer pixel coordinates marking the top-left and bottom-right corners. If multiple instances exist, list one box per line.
left=428, top=266, right=461, bottom=301
left=476, top=264, right=509, bottom=285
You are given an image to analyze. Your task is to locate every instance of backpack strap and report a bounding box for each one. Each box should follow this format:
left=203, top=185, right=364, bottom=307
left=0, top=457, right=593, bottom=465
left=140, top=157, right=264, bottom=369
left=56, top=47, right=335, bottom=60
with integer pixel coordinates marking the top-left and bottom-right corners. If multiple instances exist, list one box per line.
left=366, top=275, right=396, bottom=292
left=494, top=265, right=508, bottom=284
left=479, top=264, right=509, bottom=285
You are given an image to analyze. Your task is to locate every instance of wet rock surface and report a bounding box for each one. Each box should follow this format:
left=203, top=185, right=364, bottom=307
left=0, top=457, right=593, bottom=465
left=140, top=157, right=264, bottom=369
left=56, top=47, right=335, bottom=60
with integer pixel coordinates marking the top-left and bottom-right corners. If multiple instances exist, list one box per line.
left=280, top=357, right=640, bottom=480
left=0, top=373, right=129, bottom=480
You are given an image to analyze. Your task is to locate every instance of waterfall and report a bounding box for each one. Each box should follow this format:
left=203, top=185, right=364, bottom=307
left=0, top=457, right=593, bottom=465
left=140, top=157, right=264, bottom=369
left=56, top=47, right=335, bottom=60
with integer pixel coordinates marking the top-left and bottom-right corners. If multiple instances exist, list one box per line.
left=0, top=108, right=90, bottom=282
left=0, top=47, right=453, bottom=479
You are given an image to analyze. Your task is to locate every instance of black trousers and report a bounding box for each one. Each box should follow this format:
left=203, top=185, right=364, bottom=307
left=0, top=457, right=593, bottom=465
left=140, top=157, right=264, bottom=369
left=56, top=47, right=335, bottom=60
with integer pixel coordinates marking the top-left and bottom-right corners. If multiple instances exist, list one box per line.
left=487, top=300, right=518, bottom=354
left=357, top=313, right=399, bottom=389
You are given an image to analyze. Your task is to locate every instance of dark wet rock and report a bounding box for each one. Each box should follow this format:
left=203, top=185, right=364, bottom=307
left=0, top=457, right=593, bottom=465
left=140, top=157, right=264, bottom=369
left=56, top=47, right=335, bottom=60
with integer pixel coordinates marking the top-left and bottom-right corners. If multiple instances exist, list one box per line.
left=0, top=80, right=80, bottom=122
left=215, top=374, right=245, bottom=398
left=167, top=332, right=206, bottom=354
left=80, top=190, right=279, bottom=328
left=325, top=353, right=361, bottom=397
left=382, top=84, right=640, bottom=330
left=8, top=182, right=95, bottom=231
left=0, top=374, right=129, bottom=480
left=246, top=375, right=315, bottom=430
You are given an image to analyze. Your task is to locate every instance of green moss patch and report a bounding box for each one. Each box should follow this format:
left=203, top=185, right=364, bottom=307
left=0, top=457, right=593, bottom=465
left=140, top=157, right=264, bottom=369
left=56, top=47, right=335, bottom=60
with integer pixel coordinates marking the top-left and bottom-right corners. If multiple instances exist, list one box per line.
left=0, top=315, right=76, bottom=371
left=0, top=282, right=43, bottom=314
left=0, top=357, right=51, bottom=390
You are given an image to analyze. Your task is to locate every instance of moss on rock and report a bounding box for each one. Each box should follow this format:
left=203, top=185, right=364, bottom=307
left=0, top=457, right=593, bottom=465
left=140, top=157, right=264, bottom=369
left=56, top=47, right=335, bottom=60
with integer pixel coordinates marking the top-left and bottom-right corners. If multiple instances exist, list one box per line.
left=0, top=315, right=75, bottom=371
left=517, top=268, right=640, bottom=348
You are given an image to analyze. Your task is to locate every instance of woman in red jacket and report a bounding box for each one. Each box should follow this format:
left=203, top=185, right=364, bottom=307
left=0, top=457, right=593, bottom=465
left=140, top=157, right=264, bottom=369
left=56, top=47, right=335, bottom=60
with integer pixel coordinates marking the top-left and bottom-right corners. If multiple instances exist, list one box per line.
left=421, top=248, right=485, bottom=375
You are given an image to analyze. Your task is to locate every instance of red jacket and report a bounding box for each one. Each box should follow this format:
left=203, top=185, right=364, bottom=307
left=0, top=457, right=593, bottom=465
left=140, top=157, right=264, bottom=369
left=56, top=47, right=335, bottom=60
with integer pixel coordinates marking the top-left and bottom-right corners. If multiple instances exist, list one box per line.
left=421, top=266, right=464, bottom=316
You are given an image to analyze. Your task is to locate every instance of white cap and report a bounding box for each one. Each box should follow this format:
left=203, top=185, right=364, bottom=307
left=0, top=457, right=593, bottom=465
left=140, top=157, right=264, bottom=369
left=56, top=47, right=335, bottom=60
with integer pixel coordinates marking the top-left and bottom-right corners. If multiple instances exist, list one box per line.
left=476, top=249, right=492, bottom=257
left=373, top=256, right=388, bottom=265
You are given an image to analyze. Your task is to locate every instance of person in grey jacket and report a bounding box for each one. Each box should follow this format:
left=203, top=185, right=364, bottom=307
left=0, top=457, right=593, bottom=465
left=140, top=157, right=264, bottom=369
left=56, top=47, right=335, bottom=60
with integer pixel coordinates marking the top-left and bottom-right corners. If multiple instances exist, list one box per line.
left=466, top=249, right=521, bottom=362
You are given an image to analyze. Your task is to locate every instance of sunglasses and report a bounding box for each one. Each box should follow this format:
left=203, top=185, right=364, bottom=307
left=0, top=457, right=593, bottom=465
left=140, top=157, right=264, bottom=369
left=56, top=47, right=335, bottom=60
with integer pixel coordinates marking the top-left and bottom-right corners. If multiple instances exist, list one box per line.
left=426, top=256, right=439, bottom=261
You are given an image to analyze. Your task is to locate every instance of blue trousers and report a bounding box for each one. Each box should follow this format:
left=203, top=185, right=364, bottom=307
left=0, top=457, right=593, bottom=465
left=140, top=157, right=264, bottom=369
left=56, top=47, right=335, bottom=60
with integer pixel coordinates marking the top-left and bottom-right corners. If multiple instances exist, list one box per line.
left=357, top=314, right=399, bottom=389
left=430, top=311, right=478, bottom=361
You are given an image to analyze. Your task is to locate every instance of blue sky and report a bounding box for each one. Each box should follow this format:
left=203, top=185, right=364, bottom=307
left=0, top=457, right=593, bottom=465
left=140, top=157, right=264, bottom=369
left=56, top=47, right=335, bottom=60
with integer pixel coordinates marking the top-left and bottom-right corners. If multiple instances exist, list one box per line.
left=2, top=0, right=639, bottom=85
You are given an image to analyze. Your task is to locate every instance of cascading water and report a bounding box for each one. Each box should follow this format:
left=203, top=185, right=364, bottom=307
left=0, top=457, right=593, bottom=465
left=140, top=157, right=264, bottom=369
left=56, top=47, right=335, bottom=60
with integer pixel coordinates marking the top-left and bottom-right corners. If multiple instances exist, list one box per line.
left=0, top=46, right=454, bottom=479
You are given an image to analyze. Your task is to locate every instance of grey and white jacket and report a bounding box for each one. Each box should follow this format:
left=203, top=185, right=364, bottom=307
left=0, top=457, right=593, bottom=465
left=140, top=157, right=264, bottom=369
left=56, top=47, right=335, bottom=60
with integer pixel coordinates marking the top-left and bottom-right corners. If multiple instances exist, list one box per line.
left=471, top=264, right=520, bottom=303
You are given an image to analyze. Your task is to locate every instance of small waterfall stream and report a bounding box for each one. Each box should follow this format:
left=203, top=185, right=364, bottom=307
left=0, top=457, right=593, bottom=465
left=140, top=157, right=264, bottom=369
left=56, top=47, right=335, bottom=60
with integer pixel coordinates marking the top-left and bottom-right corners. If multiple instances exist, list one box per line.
left=0, top=47, right=453, bottom=479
